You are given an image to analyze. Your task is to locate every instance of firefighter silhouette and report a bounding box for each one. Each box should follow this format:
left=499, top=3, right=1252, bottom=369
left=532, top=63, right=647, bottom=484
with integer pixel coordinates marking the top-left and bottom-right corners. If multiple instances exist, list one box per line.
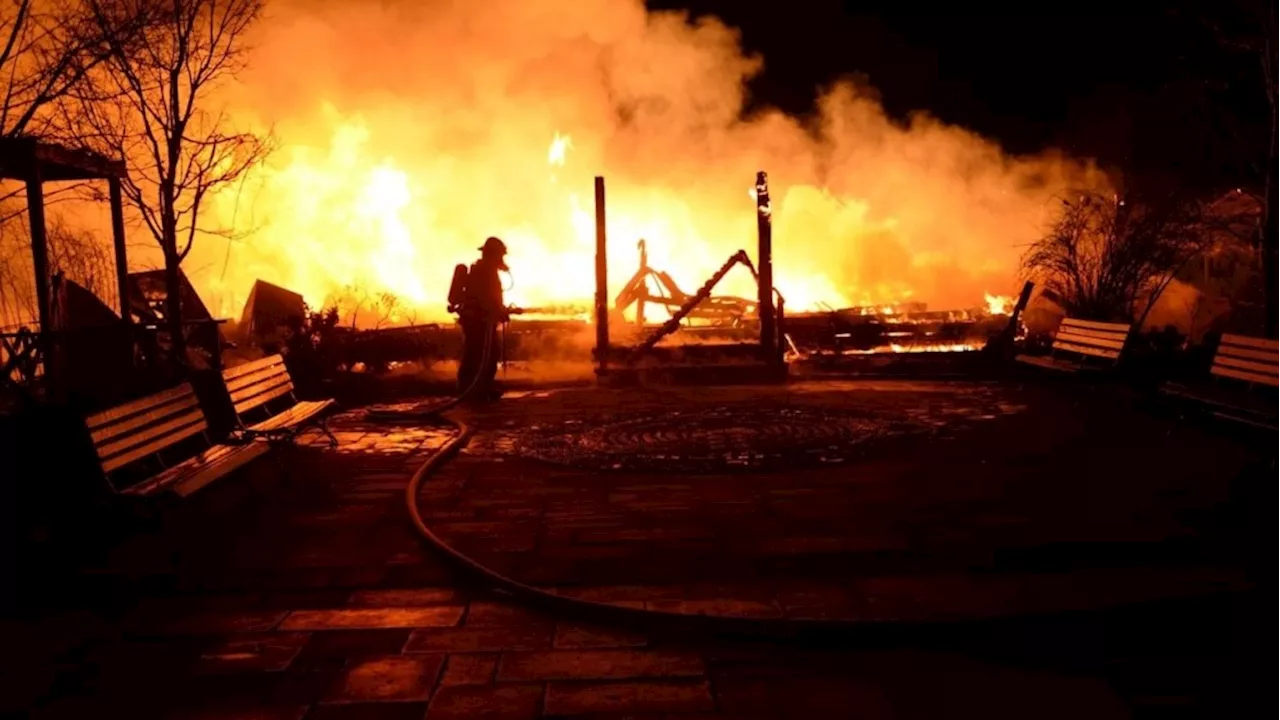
left=450, top=236, right=509, bottom=400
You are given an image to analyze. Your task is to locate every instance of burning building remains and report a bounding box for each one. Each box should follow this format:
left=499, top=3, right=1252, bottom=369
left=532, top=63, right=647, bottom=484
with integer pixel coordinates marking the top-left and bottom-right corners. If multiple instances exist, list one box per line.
left=2, top=0, right=1102, bottom=384
left=163, top=0, right=1105, bottom=334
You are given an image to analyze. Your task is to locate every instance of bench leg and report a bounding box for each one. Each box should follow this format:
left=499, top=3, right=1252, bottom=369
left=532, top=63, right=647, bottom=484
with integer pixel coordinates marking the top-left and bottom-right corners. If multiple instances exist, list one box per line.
left=319, top=417, right=338, bottom=448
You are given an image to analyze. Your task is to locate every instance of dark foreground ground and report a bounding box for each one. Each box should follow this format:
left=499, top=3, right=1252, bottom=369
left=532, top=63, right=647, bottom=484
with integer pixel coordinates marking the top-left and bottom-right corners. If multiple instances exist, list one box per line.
left=0, top=378, right=1270, bottom=718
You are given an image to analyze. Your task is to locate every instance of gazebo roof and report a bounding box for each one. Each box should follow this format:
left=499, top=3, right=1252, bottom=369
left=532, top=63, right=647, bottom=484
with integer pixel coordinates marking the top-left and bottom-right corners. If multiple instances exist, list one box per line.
left=0, top=136, right=126, bottom=182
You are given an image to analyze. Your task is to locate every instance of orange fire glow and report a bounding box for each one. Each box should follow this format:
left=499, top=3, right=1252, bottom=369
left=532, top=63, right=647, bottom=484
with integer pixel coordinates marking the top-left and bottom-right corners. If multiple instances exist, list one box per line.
left=186, top=0, right=1106, bottom=326
left=984, top=293, right=1014, bottom=316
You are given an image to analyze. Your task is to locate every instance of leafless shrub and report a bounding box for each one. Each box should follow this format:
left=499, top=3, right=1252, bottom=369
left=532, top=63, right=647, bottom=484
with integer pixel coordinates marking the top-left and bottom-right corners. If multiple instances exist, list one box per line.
left=0, top=215, right=116, bottom=327
left=1021, top=191, right=1258, bottom=324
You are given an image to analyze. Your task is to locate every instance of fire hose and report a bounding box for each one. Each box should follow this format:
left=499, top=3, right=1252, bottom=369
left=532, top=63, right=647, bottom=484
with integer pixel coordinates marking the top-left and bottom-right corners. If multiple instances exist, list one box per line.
left=370, top=295, right=1168, bottom=639
left=395, top=399, right=1205, bottom=642
left=370, top=351, right=1104, bottom=641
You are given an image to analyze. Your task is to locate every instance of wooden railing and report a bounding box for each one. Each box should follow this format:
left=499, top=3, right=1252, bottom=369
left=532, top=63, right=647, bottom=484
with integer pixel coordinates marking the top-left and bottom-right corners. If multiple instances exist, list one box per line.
left=1, top=327, right=42, bottom=392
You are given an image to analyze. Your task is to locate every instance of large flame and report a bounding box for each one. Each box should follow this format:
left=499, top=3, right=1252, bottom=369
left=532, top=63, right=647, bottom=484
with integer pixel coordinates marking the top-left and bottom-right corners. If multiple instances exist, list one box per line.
left=984, top=293, right=1014, bottom=315
left=190, top=0, right=1105, bottom=325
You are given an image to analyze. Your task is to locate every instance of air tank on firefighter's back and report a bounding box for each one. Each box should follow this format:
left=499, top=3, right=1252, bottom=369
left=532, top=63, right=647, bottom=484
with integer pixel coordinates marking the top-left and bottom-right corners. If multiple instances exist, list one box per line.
left=447, top=263, right=468, bottom=314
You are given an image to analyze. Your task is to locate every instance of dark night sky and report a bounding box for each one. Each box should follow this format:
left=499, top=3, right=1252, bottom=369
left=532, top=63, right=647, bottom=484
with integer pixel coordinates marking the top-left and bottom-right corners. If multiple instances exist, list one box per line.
left=654, top=0, right=1272, bottom=192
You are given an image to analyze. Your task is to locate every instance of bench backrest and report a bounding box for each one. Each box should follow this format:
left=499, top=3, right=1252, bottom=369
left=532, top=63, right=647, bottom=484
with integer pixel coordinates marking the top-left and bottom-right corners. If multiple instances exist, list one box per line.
left=86, top=383, right=208, bottom=478
left=1211, top=333, right=1278, bottom=387
left=222, top=354, right=295, bottom=420
left=1051, top=317, right=1131, bottom=364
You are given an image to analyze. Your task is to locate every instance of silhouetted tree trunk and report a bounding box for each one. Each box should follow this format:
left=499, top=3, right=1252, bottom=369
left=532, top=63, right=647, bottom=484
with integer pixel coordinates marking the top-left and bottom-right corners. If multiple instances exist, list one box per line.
left=1265, top=136, right=1277, bottom=337
left=80, top=0, right=269, bottom=369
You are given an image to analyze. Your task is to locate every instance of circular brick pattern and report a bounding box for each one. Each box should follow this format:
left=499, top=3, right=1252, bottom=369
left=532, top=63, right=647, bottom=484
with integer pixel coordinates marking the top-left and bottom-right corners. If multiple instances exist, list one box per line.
left=501, top=405, right=923, bottom=472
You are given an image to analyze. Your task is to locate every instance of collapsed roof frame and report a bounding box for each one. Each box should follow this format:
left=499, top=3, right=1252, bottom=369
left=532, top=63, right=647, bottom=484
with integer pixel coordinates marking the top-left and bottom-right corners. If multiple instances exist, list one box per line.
left=590, top=172, right=782, bottom=375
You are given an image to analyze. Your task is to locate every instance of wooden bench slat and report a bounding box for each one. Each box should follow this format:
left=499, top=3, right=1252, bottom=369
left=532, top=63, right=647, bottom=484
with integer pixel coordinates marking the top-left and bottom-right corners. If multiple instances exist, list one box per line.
left=1054, top=330, right=1127, bottom=351
left=1056, top=325, right=1130, bottom=342
left=90, top=394, right=201, bottom=446
left=96, top=406, right=206, bottom=460
left=233, top=380, right=293, bottom=415
left=1211, top=364, right=1280, bottom=387
left=225, top=363, right=289, bottom=394
left=1220, top=334, right=1279, bottom=352
left=228, top=372, right=292, bottom=403
left=1213, top=355, right=1278, bottom=377
left=86, top=383, right=197, bottom=430
left=222, top=354, right=285, bottom=380
left=1053, top=341, right=1121, bottom=360
left=248, top=400, right=335, bottom=432
left=120, top=442, right=269, bottom=497
left=99, top=413, right=207, bottom=473
left=171, top=443, right=271, bottom=498
left=249, top=405, right=312, bottom=432
left=1207, top=333, right=1278, bottom=389
left=1218, top=343, right=1280, bottom=361
left=1061, top=318, right=1130, bottom=333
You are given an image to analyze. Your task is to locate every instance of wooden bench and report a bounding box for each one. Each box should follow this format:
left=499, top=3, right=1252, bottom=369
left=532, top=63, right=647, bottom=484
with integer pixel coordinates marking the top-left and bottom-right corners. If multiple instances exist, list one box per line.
left=1164, top=333, right=1278, bottom=429
left=87, top=383, right=269, bottom=498
left=1016, top=317, right=1132, bottom=373
left=222, top=354, right=337, bottom=446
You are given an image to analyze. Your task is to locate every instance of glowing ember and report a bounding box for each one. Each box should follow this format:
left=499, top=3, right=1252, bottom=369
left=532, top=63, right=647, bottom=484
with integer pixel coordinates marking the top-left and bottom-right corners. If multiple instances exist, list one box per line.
left=844, top=342, right=983, bottom=355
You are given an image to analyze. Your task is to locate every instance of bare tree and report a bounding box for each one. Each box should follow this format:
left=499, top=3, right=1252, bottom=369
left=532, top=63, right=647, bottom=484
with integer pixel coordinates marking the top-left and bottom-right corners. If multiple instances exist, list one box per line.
left=79, top=0, right=269, bottom=364
left=1022, top=191, right=1257, bottom=324
left=1, top=1, right=152, bottom=226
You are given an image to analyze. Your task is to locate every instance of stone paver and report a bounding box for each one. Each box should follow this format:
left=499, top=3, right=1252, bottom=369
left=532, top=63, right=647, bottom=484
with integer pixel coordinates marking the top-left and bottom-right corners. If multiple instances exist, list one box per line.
left=426, top=683, right=543, bottom=719
left=3, top=384, right=1268, bottom=719
left=543, top=679, right=715, bottom=715
left=279, top=606, right=465, bottom=631
left=495, top=649, right=704, bottom=681
left=552, top=623, right=648, bottom=649
left=440, top=653, right=499, bottom=686
left=348, top=588, right=458, bottom=606
left=195, top=633, right=309, bottom=673
left=403, top=625, right=555, bottom=654
left=324, top=654, right=444, bottom=702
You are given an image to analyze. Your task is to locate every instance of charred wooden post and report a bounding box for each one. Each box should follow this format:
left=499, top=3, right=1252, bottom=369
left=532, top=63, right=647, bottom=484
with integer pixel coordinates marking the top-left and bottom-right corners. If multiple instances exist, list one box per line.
left=24, top=174, right=52, bottom=336
left=990, top=280, right=1035, bottom=352
left=1006, top=281, right=1034, bottom=338
left=594, top=176, right=609, bottom=374
left=636, top=239, right=647, bottom=326
left=108, top=177, right=131, bottom=324
left=755, top=171, right=776, bottom=361
left=776, top=296, right=787, bottom=363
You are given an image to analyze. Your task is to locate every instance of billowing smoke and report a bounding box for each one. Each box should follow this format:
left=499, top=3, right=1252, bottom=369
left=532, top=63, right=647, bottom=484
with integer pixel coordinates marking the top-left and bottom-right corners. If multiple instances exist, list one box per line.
left=194, top=0, right=1108, bottom=323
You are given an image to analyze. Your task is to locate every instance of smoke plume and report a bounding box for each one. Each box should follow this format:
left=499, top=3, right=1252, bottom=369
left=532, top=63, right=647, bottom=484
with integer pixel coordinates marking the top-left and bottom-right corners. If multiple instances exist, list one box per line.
left=194, top=0, right=1107, bottom=322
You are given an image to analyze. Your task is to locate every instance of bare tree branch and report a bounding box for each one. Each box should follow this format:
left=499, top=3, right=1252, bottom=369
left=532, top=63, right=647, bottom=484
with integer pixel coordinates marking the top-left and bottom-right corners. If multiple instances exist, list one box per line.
left=0, top=0, right=151, bottom=143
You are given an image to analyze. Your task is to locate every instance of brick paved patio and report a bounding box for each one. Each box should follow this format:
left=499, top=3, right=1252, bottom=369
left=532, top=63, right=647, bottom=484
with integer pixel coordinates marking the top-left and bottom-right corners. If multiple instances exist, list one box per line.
left=425, top=381, right=1257, bottom=619
left=0, top=380, right=1267, bottom=718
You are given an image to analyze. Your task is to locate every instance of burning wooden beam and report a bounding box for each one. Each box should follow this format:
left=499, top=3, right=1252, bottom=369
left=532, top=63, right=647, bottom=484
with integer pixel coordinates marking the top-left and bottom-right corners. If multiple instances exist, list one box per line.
left=627, top=250, right=752, bottom=363
left=755, top=171, right=776, bottom=361
left=594, top=176, right=609, bottom=375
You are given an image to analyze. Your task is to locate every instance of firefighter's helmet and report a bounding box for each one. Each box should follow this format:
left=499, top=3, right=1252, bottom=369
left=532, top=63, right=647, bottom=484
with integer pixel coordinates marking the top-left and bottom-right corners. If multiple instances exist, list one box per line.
left=479, top=236, right=507, bottom=256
